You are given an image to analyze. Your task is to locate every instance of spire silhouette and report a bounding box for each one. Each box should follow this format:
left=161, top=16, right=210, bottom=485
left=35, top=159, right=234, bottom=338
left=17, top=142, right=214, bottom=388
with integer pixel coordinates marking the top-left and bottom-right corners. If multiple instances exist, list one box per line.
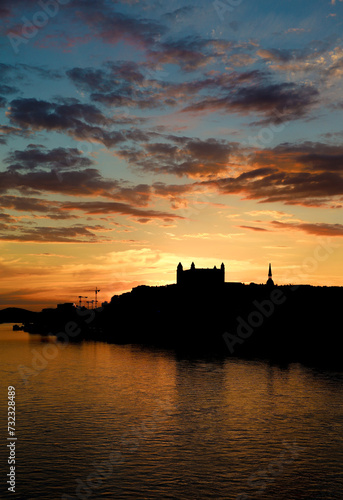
left=266, top=263, right=274, bottom=287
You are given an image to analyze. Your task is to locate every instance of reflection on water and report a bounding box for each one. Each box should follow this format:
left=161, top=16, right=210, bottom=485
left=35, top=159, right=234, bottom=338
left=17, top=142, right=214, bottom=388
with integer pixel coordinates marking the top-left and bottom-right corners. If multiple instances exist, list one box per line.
left=0, top=324, right=342, bottom=500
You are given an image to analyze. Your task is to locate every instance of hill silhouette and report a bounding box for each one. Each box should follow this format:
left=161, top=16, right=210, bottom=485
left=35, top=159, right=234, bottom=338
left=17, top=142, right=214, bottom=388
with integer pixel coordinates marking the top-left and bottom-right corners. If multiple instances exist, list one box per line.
left=0, top=307, right=38, bottom=324
left=3, top=279, right=342, bottom=369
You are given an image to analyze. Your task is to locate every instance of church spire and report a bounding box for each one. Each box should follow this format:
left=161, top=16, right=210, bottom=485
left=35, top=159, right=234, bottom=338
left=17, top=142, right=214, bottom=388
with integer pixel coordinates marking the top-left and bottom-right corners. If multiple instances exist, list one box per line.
left=266, top=263, right=274, bottom=287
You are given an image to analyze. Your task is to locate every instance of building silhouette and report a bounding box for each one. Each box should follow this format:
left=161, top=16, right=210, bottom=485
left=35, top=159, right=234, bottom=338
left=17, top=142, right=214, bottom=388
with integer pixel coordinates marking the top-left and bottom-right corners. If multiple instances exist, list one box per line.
left=266, top=263, right=274, bottom=287
left=177, top=262, right=225, bottom=287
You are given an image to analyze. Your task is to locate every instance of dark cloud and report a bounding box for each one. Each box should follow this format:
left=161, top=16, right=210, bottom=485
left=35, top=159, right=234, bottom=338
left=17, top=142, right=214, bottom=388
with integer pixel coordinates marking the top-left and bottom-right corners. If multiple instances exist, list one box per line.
left=67, top=60, right=267, bottom=113
left=0, top=196, right=78, bottom=220
left=183, top=81, right=319, bottom=124
left=0, top=125, right=30, bottom=143
left=0, top=167, right=154, bottom=204
left=0, top=212, right=16, bottom=222
left=0, top=194, right=183, bottom=224
left=148, top=39, right=211, bottom=72
left=18, top=64, right=62, bottom=81
left=152, top=181, right=194, bottom=205
left=239, top=225, right=269, bottom=232
left=75, top=4, right=165, bottom=47
left=5, top=146, right=94, bottom=171
left=61, top=200, right=184, bottom=221
left=118, top=135, right=241, bottom=178
left=9, top=97, right=110, bottom=127
left=252, top=142, right=343, bottom=173
left=0, top=63, right=62, bottom=85
left=68, top=61, right=175, bottom=110
left=0, top=142, right=164, bottom=207
left=0, top=0, right=39, bottom=14
left=0, top=224, right=110, bottom=243
left=201, top=167, right=343, bottom=207
left=240, top=142, right=343, bottom=206
left=66, top=61, right=145, bottom=94
left=271, top=221, right=343, bottom=237
left=0, top=84, right=18, bottom=94
left=0, top=195, right=59, bottom=213
left=7, top=97, right=126, bottom=147
left=147, top=37, right=234, bottom=72
left=163, top=6, right=195, bottom=22
left=0, top=7, right=11, bottom=18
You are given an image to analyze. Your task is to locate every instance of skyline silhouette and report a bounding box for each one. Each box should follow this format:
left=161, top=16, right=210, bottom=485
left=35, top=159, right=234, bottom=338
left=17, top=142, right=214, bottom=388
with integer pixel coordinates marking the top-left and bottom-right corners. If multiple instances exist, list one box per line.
left=1, top=260, right=342, bottom=369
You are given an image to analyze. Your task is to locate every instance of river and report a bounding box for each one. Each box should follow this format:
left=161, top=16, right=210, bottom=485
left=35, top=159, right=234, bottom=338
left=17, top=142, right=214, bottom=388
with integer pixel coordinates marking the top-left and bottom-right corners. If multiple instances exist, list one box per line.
left=0, top=324, right=342, bottom=499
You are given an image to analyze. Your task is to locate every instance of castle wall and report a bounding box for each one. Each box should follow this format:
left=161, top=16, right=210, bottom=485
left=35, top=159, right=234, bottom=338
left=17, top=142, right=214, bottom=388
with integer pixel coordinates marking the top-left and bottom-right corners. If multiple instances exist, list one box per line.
left=177, top=265, right=225, bottom=287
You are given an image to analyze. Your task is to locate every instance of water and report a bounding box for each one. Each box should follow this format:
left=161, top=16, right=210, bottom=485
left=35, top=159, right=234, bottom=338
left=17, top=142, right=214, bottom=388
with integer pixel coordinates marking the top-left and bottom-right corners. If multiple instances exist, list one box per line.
left=0, top=324, right=342, bottom=500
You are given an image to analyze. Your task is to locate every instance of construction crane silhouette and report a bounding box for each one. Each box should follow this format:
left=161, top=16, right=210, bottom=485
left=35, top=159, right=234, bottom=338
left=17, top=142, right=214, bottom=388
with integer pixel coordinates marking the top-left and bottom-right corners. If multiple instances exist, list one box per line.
left=86, top=287, right=101, bottom=309
left=78, top=296, right=88, bottom=308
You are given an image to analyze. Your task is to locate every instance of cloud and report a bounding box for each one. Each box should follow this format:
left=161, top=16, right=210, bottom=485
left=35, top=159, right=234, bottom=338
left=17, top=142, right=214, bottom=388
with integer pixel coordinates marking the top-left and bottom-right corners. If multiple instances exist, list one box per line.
left=0, top=212, right=16, bottom=221
left=239, top=225, right=269, bottom=232
left=66, top=62, right=145, bottom=94
left=67, top=61, right=177, bottom=110
left=0, top=168, right=121, bottom=198
left=147, top=37, right=236, bottom=72
left=67, top=61, right=269, bottom=115
left=0, top=84, right=19, bottom=94
left=0, top=165, right=160, bottom=210
left=60, top=200, right=184, bottom=221
left=251, top=142, right=343, bottom=173
left=0, top=124, right=30, bottom=140
left=75, top=3, right=165, bottom=48
left=0, top=63, right=62, bottom=85
left=0, top=6, right=11, bottom=18
left=271, top=221, right=343, bottom=237
left=0, top=195, right=60, bottom=213
left=227, top=54, right=257, bottom=67
left=7, top=98, right=127, bottom=147
left=0, top=192, right=184, bottom=224
left=183, top=81, right=319, bottom=124
left=0, top=224, right=111, bottom=243
left=257, top=40, right=343, bottom=85
left=163, top=6, right=195, bottom=22
left=0, top=0, right=40, bottom=16
left=5, top=146, right=94, bottom=171
left=200, top=162, right=343, bottom=208
left=148, top=38, right=212, bottom=72
left=118, top=134, right=242, bottom=178
left=195, top=141, right=343, bottom=208
left=1, top=144, right=198, bottom=214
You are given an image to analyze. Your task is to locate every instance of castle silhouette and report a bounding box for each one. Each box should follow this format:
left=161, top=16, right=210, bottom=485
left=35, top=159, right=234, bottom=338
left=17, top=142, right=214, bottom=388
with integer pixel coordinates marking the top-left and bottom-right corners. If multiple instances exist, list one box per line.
left=177, top=262, right=274, bottom=287
left=177, top=262, right=225, bottom=287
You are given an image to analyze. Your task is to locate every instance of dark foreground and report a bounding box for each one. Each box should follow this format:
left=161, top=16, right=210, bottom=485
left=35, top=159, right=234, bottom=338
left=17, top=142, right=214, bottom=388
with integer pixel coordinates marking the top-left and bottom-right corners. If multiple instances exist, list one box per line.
left=1, top=283, right=342, bottom=369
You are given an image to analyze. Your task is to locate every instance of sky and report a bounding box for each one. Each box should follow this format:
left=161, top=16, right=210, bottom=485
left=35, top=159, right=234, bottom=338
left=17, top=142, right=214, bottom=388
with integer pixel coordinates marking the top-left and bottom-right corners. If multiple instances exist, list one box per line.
left=0, top=0, right=343, bottom=310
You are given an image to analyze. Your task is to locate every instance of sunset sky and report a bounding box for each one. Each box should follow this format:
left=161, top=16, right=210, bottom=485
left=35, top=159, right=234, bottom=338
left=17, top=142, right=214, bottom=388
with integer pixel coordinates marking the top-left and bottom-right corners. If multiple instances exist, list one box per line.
left=1, top=0, right=343, bottom=310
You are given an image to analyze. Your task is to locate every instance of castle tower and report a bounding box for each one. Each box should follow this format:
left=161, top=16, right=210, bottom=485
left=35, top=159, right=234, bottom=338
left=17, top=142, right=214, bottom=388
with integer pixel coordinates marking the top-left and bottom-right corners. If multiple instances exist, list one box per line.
left=266, top=263, right=274, bottom=286
left=177, top=262, right=183, bottom=284
left=221, top=262, right=225, bottom=281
